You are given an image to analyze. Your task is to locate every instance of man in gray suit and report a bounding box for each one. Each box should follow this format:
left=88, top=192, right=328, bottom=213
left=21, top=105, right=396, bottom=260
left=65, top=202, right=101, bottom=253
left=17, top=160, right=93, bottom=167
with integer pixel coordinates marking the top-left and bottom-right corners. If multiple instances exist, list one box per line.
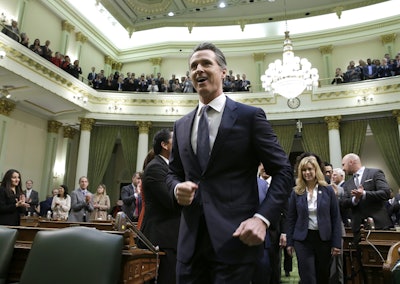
left=24, top=179, right=39, bottom=215
left=121, top=172, right=141, bottom=221
left=68, top=176, right=93, bottom=222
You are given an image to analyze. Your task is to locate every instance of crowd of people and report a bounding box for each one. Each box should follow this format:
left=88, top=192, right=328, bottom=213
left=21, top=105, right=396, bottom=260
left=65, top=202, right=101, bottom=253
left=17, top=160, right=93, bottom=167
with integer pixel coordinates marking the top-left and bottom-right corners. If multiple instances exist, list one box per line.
left=3, top=21, right=400, bottom=283
left=331, top=54, right=400, bottom=84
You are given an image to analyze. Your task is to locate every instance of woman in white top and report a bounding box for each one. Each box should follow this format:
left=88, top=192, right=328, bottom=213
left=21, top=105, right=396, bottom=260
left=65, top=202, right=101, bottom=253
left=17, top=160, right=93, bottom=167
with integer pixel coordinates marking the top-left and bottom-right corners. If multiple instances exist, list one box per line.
left=90, top=184, right=110, bottom=221
left=51, top=184, right=71, bottom=220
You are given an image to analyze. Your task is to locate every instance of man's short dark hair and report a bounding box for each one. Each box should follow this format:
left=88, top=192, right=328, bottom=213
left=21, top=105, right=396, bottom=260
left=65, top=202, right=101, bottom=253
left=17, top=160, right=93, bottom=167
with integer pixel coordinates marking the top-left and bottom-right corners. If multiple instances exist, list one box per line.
left=153, top=128, right=172, bottom=155
left=190, top=42, right=227, bottom=69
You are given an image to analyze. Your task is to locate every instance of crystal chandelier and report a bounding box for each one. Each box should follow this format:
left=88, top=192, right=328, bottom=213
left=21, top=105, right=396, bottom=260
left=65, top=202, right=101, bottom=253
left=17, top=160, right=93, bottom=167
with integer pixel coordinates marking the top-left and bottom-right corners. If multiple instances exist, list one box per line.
left=261, top=1, right=319, bottom=99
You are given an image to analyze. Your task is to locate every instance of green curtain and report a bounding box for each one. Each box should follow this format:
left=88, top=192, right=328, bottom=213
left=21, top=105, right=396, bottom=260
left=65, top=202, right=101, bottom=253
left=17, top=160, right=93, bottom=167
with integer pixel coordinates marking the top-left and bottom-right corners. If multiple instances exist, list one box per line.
left=273, top=124, right=296, bottom=155
left=340, top=120, right=367, bottom=156
left=119, top=126, right=139, bottom=175
left=368, top=117, right=400, bottom=186
left=87, top=126, right=119, bottom=191
left=301, top=123, right=330, bottom=162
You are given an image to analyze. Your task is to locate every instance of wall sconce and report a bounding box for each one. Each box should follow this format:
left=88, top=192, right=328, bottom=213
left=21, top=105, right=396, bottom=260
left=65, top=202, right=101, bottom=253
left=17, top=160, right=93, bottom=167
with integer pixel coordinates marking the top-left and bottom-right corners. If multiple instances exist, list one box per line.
left=0, top=50, right=6, bottom=59
left=357, top=94, right=374, bottom=104
left=72, top=94, right=88, bottom=104
left=295, top=119, right=303, bottom=138
left=165, top=107, right=179, bottom=114
left=108, top=101, right=122, bottom=111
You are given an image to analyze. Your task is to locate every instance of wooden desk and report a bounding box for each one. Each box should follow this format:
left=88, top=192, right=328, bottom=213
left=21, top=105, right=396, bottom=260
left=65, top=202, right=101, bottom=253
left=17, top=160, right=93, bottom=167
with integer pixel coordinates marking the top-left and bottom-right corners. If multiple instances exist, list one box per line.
left=343, top=228, right=364, bottom=284
left=38, top=219, right=114, bottom=231
left=5, top=225, right=159, bottom=284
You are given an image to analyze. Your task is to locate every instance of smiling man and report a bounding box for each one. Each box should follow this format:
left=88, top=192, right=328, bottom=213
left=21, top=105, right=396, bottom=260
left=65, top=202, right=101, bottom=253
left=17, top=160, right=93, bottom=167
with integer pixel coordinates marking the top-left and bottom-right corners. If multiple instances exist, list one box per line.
left=166, top=42, right=293, bottom=283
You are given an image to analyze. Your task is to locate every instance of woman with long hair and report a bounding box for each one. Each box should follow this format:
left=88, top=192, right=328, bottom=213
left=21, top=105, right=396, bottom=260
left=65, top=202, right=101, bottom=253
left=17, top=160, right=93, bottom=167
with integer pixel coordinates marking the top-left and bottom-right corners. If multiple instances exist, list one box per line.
left=0, top=169, right=30, bottom=225
left=90, top=184, right=110, bottom=221
left=51, top=184, right=71, bottom=220
left=286, top=156, right=342, bottom=284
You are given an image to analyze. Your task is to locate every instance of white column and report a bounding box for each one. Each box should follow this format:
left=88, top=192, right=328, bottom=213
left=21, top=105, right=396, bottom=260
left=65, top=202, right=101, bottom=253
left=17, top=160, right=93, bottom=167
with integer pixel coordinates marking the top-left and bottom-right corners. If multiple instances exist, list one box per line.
left=393, top=110, right=400, bottom=139
left=75, top=118, right=95, bottom=184
left=60, top=20, right=74, bottom=55
left=136, top=121, right=152, bottom=172
left=0, top=99, right=16, bottom=179
left=325, top=116, right=342, bottom=168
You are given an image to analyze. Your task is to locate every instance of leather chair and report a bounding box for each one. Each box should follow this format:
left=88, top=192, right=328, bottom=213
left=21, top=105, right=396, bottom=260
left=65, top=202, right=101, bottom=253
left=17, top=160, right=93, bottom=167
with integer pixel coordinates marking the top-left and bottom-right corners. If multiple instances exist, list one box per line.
left=19, top=226, right=123, bottom=284
left=0, top=227, right=18, bottom=284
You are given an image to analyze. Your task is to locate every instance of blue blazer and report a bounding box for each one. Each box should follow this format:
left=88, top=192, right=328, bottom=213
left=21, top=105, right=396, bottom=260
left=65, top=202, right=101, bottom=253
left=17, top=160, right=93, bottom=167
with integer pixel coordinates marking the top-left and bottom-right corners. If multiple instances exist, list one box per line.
left=167, top=96, right=293, bottom=264
left=287, top=185, right=342, bottom=249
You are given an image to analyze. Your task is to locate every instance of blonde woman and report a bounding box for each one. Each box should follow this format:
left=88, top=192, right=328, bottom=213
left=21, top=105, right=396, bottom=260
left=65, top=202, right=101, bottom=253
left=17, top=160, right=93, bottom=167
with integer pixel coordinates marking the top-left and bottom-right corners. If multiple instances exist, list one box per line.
left=90, top=184, right=110, bottom=220
left=51, top=185, right=71, bottom=220
left=286, top=155, right=342, bottom=284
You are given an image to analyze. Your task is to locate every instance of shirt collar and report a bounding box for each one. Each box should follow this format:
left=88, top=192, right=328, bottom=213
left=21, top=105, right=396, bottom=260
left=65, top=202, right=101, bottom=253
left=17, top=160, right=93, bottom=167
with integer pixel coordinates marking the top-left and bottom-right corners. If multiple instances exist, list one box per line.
left=197, top=94, right=226, bottom=115
left=355, top=166, right=365, bottom=176
left=159, top=154, right=169, bottom=165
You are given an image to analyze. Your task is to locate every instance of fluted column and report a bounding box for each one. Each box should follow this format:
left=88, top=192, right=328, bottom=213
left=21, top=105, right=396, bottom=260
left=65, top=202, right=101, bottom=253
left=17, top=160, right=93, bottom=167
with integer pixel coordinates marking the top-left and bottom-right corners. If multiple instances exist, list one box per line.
left=0, top=99, right=16, bottom=177
left=60, top=20, right=75, bottom=55
left=75, top=32, right=87, bottom=62
left=104, top=55, right=113, bottom=78
left=53, top=126, right=77, bottom=187
left=324, top=116, right=342, bottom=168
left=393, top=110, right=400, bottom=139
left=149, top=57, right=162, bottom=78
left=381, top=33, right=397, bottom=60
left=75, top=118, right=95, bottom=184
left=41, top=120, right=62, bottom=197
left=136, top=121, right=152, bottom=172
left=253, top=53, right=266, bottom=92
left=319, top=45, right=333, bottom=86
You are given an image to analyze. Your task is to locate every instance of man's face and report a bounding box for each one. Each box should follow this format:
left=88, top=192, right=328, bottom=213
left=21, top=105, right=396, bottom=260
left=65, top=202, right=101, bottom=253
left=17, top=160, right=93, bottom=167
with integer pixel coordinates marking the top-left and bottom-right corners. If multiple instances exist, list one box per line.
left=26, top=180, right=33, bottom=190
left=324, top=166, right=333, bottom=179
left=332, top=171, right=343, bottom=185
left=189, top=49, right=226, bottom=102
left=132, top=174, right=140, bottom=187
left=79, top=178, right=89, bottom=189
left=341, top=157, right=352, bottom=175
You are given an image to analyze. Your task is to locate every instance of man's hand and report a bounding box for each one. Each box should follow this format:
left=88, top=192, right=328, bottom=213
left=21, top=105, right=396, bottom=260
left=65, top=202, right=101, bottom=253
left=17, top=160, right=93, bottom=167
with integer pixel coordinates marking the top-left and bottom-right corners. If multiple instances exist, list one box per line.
left=351, top=185, right=364, bottom=201
left=175, top=181, right=198, bottom=206
left=232, top=217, right=267, bottom=246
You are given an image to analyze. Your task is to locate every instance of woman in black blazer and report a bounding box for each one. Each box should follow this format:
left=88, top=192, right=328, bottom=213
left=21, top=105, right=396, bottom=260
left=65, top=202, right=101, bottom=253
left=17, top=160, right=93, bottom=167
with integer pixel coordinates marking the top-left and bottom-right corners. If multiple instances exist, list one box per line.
left=286, top=156, right=342, bottom=284
left=0, top=169, right=30, bottom=225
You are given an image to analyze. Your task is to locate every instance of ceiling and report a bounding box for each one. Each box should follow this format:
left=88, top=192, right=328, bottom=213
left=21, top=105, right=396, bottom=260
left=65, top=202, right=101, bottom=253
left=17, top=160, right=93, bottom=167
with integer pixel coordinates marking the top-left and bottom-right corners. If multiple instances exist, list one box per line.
left=99, top=0, right=387, bottom=33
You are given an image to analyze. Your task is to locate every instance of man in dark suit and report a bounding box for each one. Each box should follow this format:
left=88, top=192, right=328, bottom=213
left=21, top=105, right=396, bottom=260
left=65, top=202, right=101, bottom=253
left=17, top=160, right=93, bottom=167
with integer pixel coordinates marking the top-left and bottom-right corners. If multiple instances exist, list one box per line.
left=341, top=153, right=391, bottom=242
left=24, top=179, right=39, bottom=215
left=166, top=42, right=293, bottom=283
left=141, top=129, right=180, bottom=283
left=121, top=172, right=140, bottom=221
left=69, top=176, right=93, bottom=222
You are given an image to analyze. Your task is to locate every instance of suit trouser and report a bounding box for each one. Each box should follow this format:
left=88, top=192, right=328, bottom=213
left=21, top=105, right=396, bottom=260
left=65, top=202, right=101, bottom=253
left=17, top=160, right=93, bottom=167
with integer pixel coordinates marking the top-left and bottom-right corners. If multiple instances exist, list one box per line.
left=294, top=230, right=332, bottom=284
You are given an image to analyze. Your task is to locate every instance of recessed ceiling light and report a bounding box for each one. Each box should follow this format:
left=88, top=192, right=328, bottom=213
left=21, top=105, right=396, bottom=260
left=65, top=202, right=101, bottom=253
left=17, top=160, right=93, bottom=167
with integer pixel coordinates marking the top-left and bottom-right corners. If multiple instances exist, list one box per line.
left=219, top=2, right=226, bottom=8
left=168, top=12, right=174, bottom=17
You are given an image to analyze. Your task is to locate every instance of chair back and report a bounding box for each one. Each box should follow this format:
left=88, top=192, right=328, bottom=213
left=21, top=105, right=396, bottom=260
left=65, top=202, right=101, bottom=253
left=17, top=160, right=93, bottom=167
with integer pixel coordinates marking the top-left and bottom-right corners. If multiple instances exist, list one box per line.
left=0, top=227, right=18, bottom=284
left=19, top=226, right=123, bottom=284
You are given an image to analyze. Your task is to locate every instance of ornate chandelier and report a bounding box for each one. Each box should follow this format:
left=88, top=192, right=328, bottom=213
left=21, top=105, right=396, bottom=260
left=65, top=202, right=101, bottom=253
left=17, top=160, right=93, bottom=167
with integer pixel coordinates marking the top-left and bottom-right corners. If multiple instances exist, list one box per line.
left=261, top=1, right=319, bottom=100
left=261, top=31, right=319, bottom=99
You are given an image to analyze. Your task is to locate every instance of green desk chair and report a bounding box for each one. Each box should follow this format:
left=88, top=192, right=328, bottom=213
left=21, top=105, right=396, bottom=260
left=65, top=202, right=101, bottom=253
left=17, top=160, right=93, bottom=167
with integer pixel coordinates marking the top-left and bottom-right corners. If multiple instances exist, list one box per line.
left=19, top=226, right=123, bottom=284
left=0, top=227, right=18, bottom=284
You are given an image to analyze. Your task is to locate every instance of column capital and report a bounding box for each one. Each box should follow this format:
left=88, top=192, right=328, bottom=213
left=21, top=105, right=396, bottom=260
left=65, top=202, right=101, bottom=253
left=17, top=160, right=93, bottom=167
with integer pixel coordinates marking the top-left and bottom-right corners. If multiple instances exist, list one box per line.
left=253, top=52, right=266, bottom=62
left=47, top=120, right=62, bottom=134
left=112, top=62, right=123, bottom=71
left=149, top=57, right=162, bottom=66
left=104, top=55, right=113, bottom=65
left=75, top=32, right=87, bottom=44
left=324, top=115, right=342, bottom=130
left=61, top=20, right=75, bottom=33
left=63, top=126, right=78, bottom=139
left=392, top=110, right=400, bottom=124
left=136, top=121, right=152, bottom=134
left=79, top=118, right=95, bottom=131
left=0, top=98, right=16, bottom=116
left=319, top=45, right=333, bottom=55
left=381, top=33, right=396, bottom=45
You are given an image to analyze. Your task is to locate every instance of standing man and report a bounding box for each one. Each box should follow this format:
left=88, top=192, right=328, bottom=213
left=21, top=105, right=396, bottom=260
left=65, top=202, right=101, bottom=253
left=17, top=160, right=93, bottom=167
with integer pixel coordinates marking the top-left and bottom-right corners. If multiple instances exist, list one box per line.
left=166, top=42, right=293, bottom=283
left=121, top=172, right=141, bottom=221
left=68, top=176, right=93, bottom=222
left=341, top=153, right=392, bottom=242
left=24, top=179, right=39, bottom=215
left=141, top=129, right=181, bottom=283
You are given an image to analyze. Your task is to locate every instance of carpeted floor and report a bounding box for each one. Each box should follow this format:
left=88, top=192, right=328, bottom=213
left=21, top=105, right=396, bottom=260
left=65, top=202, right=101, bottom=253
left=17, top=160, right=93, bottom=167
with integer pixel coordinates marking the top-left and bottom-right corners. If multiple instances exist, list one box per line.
left=280, top=253, right=300, bottom=283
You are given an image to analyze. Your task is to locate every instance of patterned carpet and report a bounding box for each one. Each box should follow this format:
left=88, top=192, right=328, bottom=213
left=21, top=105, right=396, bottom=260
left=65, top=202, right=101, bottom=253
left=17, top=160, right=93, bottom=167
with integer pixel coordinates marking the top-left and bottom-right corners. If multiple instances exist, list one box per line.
left=280, top=253, right=300, bottom=284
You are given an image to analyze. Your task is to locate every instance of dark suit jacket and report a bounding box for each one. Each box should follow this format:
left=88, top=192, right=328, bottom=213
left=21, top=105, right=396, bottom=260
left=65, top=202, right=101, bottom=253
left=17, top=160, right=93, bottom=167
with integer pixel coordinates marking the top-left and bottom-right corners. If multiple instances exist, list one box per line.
left=120, top=184, right=137, bottom=221
left=286, top=185, right=342, bottom=249
left=166, top=96, right=293, bottom=264
left=341, top=168, right=391, bottom=233
left=141, top=155, right=181, bottom=249
left=0, top=187, right=25, bottom=225
left=24, top=190, right=39, bottom=214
